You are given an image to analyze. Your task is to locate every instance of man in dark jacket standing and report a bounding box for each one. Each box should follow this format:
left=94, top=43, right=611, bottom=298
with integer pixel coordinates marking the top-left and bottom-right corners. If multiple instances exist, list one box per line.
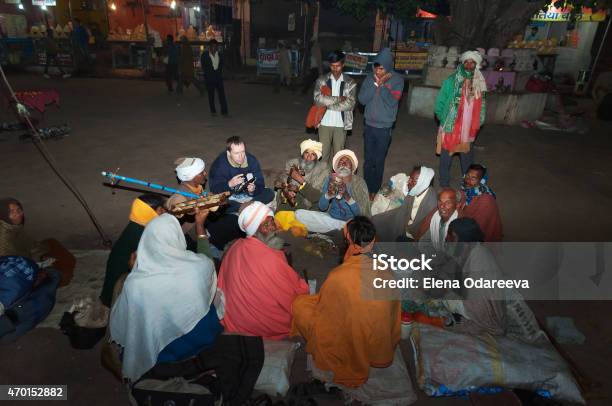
left=358, top=48, right=404, bottom=198
left=201, top=39, right=228, bottom=116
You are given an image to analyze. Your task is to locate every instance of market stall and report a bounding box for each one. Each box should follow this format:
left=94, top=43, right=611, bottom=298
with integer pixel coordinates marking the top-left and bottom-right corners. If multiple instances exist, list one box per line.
left=0, top=2, right=46, bottom=67
left=106, top=0, right=227, bottom=72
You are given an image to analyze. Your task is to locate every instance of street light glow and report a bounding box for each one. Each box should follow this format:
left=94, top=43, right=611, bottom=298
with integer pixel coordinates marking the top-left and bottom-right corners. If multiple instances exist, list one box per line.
left=41, top=4, right=47, bottom=10
left=170, top=0, right=176, bottom=9
left=18, top=3, right=24, bottom=9
left=110, top=2, right=116, bottom=10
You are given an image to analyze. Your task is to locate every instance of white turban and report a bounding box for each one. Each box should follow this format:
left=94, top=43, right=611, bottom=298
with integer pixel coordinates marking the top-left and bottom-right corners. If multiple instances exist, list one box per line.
left=300, top=139, right=323, bottom=159
left=460, top=50, right=483, bottom=69
left=407, top=166, right=435, bottom=197
left=175, top=157, right=205, bottom=182
left=332, top=149, right=358, bottom=174
left=238, top=201, right=273, bottom=237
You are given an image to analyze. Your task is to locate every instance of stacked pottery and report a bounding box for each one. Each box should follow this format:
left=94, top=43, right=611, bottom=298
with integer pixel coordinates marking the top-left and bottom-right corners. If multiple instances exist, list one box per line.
left=513, top=49, right=536, bottom=71
left=428, top=45, right=448, bottom=68
left=501, top=48, right=515, bottom=70
left=446, top=46, right=460, bottom=68
left=486, top=48, right=500, bottom=70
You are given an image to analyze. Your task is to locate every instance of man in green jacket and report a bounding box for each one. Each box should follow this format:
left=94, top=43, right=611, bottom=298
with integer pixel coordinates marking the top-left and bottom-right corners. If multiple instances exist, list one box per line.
left=434, top=51, right=487, bottom=187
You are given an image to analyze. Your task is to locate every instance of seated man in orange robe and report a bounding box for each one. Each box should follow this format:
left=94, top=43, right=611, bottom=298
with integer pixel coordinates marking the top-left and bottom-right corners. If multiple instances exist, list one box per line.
left=290, top=216, right=400, bottom=388
left=217, top=201, right=308, bottom=340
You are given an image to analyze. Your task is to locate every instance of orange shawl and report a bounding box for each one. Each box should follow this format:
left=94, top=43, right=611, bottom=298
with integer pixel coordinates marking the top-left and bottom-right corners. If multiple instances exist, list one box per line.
left=290, top=252, right=400, bottom=387
left=218, top=237, right=308, bottom=340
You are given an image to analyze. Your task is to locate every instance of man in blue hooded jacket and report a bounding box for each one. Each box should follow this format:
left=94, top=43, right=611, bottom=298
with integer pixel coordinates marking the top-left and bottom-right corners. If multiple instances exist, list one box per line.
left=358, top=48, right=404, bottom=198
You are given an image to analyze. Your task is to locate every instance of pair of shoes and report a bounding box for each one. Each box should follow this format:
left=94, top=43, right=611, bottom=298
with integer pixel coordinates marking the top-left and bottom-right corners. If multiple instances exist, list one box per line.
left=222, top=113, right=230, bottom=118
left=43, top=74, right=51, bottom=79
left=62, top=74, right=72, bottom=79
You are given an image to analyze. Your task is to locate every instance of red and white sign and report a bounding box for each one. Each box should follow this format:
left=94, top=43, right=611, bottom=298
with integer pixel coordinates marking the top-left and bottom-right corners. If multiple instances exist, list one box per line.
left=344, top=53, right=368, bottom=70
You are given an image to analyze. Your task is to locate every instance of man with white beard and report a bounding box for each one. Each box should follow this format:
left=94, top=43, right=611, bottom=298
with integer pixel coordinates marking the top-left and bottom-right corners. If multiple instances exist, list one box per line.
left=372, top=165, right=438, bottom=242
left=295, top=149, right=370, bottom=233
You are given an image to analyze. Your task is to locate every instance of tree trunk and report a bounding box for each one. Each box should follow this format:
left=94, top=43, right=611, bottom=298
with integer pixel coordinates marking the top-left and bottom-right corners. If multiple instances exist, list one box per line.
left=435, top=0, right=546, bottom=49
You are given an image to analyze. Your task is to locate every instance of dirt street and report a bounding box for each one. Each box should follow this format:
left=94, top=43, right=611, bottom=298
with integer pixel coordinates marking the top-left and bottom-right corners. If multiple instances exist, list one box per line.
left=1, top=73, right=611, bottom=405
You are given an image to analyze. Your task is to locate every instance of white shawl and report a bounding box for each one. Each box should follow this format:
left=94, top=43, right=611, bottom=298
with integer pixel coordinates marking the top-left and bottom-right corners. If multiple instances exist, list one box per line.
left=430, top=210, right=458, bottom=252
left=407, top=166, right=435, bottom=197
left=110, top=214, right=218, bottom=381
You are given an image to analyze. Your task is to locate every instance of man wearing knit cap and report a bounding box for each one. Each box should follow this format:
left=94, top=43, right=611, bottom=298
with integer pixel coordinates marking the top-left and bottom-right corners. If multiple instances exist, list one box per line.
left=372, top=165, right=437, bottom=242
left=435, top=50, right=487, bottom=187
left=295, top=149, right=370, bottom=233
left=276, top=139, right=330, bottom=211
left=358, top=47, right=404, bottom=197
left=167, top=157, right=244, bottom=251
left=217, top=201, right=309, bottom=339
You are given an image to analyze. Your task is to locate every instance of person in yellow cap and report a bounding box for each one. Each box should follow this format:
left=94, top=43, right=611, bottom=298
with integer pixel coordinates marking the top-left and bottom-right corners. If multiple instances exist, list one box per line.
left=276, top=139, right=329, bottom=212
left=100, top=194, right=166, bottom=308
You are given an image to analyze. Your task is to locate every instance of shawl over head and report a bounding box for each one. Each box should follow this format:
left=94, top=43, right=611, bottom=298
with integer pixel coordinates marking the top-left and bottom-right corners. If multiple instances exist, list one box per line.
left=110, top=214, right=218, bottom=381
left=128, top=198, right=159, bottom=227
left=0, top=198, right=37, bottom=258
left=0, top=198, right=21, bottom=224
left=408, top=166, right=435, bottom=197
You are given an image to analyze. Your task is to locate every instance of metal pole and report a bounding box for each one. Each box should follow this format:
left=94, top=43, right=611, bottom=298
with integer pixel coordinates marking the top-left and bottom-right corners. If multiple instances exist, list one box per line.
left=587, top=11, right=612, bottom=92
left=101, top=172, right=206, bottom=198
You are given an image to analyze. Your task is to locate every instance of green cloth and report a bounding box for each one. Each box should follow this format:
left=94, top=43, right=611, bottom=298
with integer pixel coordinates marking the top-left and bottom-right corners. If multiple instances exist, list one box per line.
left=0, top=220, right=45, bottom=259
left=435, top=65, right=486, bottom=134
left=100, top=221, right=144, bottom=307
left=196, top=236, right=213, bottom=259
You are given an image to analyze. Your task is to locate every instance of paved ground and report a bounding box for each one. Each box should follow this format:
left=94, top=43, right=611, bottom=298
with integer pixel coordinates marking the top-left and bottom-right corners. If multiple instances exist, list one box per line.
left=1, top=73, right=611, bottom=405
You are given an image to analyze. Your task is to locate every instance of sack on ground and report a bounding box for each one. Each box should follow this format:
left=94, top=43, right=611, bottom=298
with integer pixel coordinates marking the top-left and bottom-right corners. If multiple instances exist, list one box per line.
left=59, top=296, right=108, bottom=350
left=310, top=346, right=417, bottom=405
left=410, top=323, right=585, bottom=404
left=254, top=340, right=300, bottom=397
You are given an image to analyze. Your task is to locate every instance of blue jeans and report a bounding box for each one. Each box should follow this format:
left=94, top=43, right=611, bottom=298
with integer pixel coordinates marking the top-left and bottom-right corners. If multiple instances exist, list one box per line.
left=363, top=125, right=392, bottom=193
left=439, top=148, right=474, bottom=187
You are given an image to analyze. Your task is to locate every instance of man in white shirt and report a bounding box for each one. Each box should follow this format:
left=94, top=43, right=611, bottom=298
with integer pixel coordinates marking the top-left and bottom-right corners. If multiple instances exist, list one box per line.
left=313, top=51, right=357, bottom=166
left=201, top=39, right=228, bottom=116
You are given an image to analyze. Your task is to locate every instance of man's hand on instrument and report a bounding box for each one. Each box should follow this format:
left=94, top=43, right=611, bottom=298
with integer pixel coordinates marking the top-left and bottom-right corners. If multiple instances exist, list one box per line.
left=289, top=166, right=305, bottom=184
left=195, top=207, right=210, bottom=226
left=228, top=174, right=244, bottom=188
left=247, top=182, right=256, bottom=194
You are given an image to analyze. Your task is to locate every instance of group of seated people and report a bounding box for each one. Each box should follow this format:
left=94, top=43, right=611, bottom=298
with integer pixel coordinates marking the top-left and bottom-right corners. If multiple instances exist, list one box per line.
left=98, top=134, right=506, bottom=393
